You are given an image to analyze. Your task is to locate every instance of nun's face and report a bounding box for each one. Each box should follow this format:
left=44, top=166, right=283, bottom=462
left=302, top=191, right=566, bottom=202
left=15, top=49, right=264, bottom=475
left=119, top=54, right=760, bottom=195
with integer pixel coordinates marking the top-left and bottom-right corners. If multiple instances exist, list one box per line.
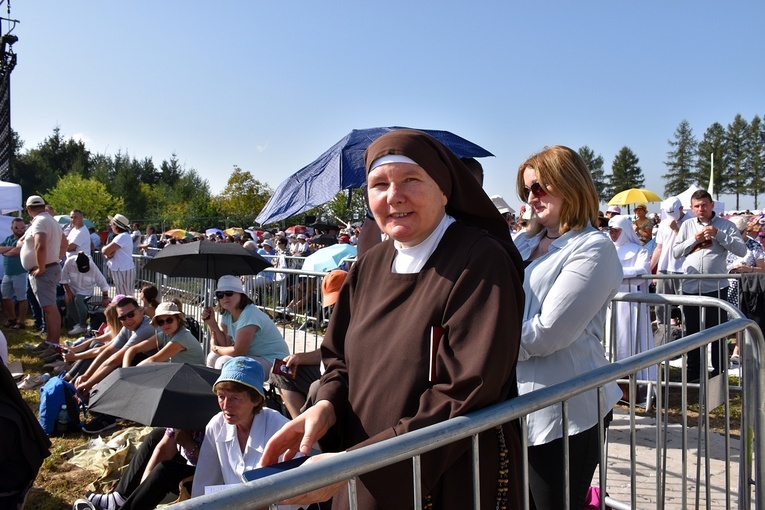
left=368, top=163, right=448, bottom=248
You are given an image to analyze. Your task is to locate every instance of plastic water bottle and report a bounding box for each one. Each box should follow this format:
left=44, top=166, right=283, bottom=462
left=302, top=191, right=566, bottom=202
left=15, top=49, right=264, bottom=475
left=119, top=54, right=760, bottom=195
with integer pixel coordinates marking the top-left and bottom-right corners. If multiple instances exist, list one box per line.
left=56, top=404, right=69, bottom=434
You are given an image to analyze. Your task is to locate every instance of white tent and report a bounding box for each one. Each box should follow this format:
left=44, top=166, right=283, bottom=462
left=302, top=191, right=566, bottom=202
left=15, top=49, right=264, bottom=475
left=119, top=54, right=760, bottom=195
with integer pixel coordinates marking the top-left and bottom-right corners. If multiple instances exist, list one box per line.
left=0, top=181, right=22, bottom=214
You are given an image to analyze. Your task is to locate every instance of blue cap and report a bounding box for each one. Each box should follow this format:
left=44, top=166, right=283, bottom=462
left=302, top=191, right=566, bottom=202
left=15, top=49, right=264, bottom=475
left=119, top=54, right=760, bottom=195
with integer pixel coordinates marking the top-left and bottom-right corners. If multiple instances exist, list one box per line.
left=213, top=357, right=265, bottom=398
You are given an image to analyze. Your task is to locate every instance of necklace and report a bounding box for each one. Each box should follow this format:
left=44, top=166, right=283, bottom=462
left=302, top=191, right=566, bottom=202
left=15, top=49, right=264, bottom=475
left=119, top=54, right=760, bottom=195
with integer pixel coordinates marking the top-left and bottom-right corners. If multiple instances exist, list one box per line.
left=545, top=232, right=561, bottom=240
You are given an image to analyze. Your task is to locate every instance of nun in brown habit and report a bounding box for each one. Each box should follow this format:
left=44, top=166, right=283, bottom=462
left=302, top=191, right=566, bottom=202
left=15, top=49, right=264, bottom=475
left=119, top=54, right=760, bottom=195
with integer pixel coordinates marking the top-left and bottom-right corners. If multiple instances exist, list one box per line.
left=263, top=129, right=525, bottom=509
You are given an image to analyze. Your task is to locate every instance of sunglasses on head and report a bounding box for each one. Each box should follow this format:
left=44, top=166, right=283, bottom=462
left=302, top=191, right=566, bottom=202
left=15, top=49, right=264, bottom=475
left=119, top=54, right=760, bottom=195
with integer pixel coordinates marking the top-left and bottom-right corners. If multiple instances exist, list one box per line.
left=523, top=182, right=548, bottom=201
left=118, top=309, right=138, bottom=321
left=215, top=290, right=236, bottom=300
left=155, top=316, right=176, bottom=326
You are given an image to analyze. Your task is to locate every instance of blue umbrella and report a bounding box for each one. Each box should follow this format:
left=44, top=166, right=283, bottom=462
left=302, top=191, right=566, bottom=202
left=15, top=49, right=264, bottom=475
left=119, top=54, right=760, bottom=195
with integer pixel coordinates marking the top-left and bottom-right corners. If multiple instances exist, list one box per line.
left=301, top=243, right=357, bottom=272
left=255, top=127, right=494, bottom=225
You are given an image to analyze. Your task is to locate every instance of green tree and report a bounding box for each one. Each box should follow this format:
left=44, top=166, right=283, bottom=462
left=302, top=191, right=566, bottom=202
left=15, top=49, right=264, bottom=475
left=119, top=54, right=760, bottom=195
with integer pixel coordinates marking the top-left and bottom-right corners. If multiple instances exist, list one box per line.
left=578, top=146, right=607, bottom=200
left=217, top=166, right=273, bottom=220
left=160, top=153, right=184, bottom=187
left=663, top=120, right=698, bottom=197
left=696, top=122, right=727, bottom=200
left=747, top=115, right=764, bottom=209
left=44, top=174, right=123, bottom=227
left=112, top=152, right=146, bottom=220
left=607, top=147, right=644, bottom=197
left=723, top=114, right=750, bottom=209
left=318, top=189, right=367, bottom=226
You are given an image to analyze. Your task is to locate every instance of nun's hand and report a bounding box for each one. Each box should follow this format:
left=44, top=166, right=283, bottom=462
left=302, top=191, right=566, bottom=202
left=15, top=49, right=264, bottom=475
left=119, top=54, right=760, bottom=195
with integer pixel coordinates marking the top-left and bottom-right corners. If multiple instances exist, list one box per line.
left=279, top=453, right=346, bottom=506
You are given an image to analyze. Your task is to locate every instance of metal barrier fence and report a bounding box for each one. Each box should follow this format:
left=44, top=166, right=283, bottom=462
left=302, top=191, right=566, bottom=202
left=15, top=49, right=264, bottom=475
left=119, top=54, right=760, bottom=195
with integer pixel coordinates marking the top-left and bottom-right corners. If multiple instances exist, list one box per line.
left=172, top=292, right=764, bottom=510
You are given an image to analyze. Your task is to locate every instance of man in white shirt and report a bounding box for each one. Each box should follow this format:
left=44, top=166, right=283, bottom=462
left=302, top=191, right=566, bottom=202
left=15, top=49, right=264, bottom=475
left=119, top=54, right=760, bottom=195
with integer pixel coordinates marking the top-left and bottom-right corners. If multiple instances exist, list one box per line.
left=61, top=252, right=110, bottom=335
left=20, top=195, right=67, bottom=346
left=650, top=197, right=685, bottom=328
left=65, top=209, right=91, bottom=256
left=673, top=190, right=747, bottom=381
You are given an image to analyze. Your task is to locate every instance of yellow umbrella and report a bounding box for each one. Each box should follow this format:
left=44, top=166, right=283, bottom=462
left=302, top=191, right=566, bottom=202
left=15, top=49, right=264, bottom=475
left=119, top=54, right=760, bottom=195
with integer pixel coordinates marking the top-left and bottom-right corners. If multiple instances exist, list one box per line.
left=224, top=227, right=244, bottom=237
left=608, top=188, right=662, bottom=206
left=164, top=229, right=193, bottom=239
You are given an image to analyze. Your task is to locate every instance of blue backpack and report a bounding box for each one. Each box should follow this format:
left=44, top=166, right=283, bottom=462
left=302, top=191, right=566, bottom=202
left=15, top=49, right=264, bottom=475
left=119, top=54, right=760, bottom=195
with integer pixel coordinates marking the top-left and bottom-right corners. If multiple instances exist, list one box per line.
left=38, top=373, right=85, bottom=436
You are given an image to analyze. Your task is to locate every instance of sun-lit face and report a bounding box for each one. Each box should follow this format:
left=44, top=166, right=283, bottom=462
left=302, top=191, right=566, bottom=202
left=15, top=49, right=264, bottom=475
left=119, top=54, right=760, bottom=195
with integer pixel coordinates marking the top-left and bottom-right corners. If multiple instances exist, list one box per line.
left=116, top=305, right=144, bottom=330
left=216, top=388, right=257, bottom=427
left=367, top=163, right=447, bottom=248
left=155, top=315, right=180, bottom=335
left=691, top=197, right=714, bottom=223
left=523, top=166, right=564, bottom=231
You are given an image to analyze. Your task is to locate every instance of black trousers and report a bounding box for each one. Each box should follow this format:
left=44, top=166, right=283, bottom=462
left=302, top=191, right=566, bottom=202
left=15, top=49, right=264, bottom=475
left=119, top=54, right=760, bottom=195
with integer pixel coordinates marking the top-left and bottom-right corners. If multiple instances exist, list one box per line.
left=527, top=412, right=612, bottom=510
left=112, top=427, right=195, bottom=510
left=683, top=288, right=728, bottom=380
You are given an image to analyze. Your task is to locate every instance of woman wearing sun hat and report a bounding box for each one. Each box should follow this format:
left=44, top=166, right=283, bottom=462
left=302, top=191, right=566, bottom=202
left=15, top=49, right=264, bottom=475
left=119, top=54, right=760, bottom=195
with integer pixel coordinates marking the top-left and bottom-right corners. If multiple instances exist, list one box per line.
left=191, top=357, right=298, bottom=498
left=202, top=275, right=290, bottom=378
left=121, top=301, right=205, bottom=367
left=101, top=213, right=135, bottom=296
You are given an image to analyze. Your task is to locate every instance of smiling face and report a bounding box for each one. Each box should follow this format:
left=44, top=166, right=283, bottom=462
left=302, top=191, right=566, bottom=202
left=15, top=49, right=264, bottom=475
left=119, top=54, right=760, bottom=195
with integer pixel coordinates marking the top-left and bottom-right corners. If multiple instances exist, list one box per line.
left=216, top=387, right=258, bottom=427
left=116, top=304, right=144, bottom=330
left=367, top=162, right=447, bottom=248
left=522, top=166, right=564, bottom=231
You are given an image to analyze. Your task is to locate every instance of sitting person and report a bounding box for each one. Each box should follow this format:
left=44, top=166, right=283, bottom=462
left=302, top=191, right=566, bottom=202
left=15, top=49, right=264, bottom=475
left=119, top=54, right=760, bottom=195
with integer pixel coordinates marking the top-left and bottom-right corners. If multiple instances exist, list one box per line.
left=191, top=357, right=302, bottom=498
left=61, top=252, right=111, bottom=336
left=271, top=270, right=347, bottom=418
left=140, top=285, right=160, bottom=320
left=122, top=301, right=205, bottom=367
left=201, top=275, right=290, bottom=377
left=64, top=301, right=122, bottom=382
left=80, top=427, right=203, bottom=510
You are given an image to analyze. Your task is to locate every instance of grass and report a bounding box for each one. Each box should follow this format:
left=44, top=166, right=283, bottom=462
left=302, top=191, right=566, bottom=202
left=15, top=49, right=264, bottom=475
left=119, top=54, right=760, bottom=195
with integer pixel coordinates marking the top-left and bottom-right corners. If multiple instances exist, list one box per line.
left=6, top=320, right=132, bottom=510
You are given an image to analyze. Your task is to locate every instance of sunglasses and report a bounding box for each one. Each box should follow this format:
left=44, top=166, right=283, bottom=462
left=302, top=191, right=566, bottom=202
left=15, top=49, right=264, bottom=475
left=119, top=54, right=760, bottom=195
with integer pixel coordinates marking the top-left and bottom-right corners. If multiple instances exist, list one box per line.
left=155, top=317, right=176, bottom=326
left=523, top=182, right=548, bottom=201
left=215, top=290, right=236, bottom=300
left=118, top=309, right=138, bottom=322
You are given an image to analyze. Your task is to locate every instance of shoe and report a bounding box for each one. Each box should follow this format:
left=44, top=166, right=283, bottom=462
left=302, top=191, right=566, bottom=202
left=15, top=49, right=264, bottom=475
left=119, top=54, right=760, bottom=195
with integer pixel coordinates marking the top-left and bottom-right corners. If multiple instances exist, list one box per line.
left=86, top=491, right=126, bottom=510
left=23, top=341, right=47, bottom=351
left=43, top=359, right=67, bottom=370
left=17, top=374, right=46, bottom=390
left=83, top=415, right=117, bottom=434
left=72, top=498, right=96, bottom=510
left=42, top=353, right=63, bottom=364
left=68, top=325, right=88, bottom=336
left=12, top=321, right=26, bottom=330
left=3, top=318, right=16, bottom=328
left=54, top=363, right=72, bottom=376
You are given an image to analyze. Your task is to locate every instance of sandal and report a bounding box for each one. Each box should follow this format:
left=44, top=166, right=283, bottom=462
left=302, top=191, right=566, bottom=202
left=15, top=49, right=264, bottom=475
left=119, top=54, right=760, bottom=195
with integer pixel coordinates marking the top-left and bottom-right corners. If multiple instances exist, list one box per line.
left=12, top=321, right=26, bottom=330
left=3, top=319, right=16, bottom=328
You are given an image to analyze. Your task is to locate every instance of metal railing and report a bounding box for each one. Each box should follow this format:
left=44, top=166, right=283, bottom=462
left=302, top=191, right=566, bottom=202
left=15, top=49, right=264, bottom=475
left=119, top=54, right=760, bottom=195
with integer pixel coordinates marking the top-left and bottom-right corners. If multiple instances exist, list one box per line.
left=173, top=292, right=764, bottom=510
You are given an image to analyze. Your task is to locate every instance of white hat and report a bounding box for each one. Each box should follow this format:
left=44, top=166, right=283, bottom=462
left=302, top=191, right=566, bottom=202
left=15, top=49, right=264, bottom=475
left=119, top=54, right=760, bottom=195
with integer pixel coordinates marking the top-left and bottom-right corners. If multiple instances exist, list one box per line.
left=606, top=205, right=621, bottom=215
left=660, top=197, right=682, bottom=214
left=108, top=213, right=131, bottom=231
left=215, top=275, right=244, bottom=294
left=490, top=195, right=515, bottom=216
left=25, top=195, right=46, bottom=207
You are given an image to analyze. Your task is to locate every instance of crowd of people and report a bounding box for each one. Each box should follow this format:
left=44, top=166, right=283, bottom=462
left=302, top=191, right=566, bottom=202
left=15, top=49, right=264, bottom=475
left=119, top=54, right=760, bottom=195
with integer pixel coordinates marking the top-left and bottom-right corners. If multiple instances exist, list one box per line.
left=3, top=128, right=765, bottom=510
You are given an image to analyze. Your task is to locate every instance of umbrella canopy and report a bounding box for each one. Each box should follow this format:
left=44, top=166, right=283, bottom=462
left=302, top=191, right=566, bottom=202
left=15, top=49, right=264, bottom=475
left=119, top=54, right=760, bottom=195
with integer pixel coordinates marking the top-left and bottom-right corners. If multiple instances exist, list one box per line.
left=205, top=228, right=225, bottom=237
left=54, top=215, right=96, bottom=229
left=164, top=228, right=193, bottom=239
left=144, top=240, right=271, bottom=279
left=224, top=227, right=244, bottom=237
left=301, top=243, right=357, bottom=272
left=255, top=126, right=494, bottom=225
left=285, top=225, right=308, bottom=235
left=608, top=188, right=663, bottom=206
left=311, top=234, right=338, bottom=246
left=88, top=363, right=221, bottom=430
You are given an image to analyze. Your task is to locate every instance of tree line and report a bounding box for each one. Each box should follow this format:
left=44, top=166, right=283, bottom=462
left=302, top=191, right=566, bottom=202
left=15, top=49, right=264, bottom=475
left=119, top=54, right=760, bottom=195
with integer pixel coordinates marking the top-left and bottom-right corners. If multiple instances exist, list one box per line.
left=6, top=115, right=763, bottom=231
left=579, top=113, right=764, bottom=210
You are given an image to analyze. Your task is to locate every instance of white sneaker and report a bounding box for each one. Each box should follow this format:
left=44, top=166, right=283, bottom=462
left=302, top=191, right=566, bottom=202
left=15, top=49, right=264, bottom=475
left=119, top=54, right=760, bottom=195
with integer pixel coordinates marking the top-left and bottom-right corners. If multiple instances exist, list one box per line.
left=68, top=325, right=88, bottom=336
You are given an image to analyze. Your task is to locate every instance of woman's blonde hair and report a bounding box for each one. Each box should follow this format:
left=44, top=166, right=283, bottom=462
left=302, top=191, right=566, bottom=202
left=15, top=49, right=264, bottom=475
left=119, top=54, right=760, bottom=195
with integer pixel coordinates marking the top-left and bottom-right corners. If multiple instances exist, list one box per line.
left=516, top=145, right=599, bottom=236
left=104, top=304, right=121, bottom=336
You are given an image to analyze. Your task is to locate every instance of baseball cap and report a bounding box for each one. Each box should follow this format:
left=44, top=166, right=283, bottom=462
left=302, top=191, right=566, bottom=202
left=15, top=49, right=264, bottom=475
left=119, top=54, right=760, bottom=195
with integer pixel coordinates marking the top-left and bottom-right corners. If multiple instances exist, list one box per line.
left=490, top=195, right=514, bottom=216
left=25, top=195, right=46, bottom=207
left=321, top=270, right=348, bottom=307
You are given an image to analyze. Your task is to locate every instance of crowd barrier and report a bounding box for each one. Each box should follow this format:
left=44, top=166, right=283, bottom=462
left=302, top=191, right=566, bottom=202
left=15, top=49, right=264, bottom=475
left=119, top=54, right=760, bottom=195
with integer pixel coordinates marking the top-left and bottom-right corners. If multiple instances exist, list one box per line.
left=89, top=252, right=765, bottom=509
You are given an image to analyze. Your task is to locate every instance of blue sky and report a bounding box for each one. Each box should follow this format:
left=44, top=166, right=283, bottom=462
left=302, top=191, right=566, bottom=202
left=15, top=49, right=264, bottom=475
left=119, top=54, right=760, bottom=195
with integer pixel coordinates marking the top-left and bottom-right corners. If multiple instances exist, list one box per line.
left=7, top=1, right=765, bottom=214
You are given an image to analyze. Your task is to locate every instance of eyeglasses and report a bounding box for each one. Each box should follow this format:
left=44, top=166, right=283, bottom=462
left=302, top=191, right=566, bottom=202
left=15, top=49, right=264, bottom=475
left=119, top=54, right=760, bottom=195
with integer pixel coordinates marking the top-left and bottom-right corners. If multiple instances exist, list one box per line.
left=155, top=317, right=176, bottom=326
left=118, top=309, right=138, bottom=321
left=523, top=182, right=548, bottom=201
left=215, top=291, right=236, bottom=300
